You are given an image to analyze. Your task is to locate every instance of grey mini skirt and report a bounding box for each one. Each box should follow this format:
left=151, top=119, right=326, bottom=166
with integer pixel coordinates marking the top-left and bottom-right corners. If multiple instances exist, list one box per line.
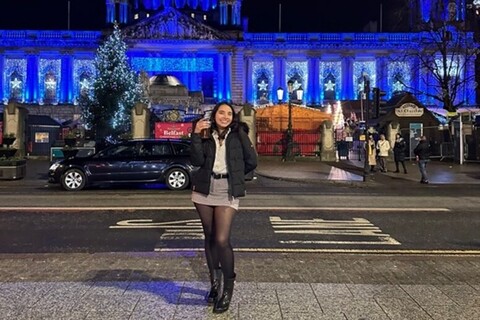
left=192, top=176, right=239, bottom=210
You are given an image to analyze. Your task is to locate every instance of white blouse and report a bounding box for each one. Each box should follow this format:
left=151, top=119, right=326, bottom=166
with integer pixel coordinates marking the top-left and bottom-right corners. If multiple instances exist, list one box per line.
left=212, top=129, right=230, bottom=174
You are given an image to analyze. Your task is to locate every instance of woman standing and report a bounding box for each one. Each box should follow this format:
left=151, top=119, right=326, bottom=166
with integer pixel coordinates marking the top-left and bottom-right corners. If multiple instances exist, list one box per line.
left=190, top=102, right=257, bottom=313
left=366, top=134, right=377, bottom=172
left=393, top=133, right=407, bottom=174
left=376, top=134, right=391, bottom=172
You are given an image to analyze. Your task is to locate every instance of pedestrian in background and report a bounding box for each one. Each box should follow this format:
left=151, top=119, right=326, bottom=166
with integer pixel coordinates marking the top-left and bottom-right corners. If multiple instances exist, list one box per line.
left=376, top=134, right=391, bottom=172
left=413, top=135, right=430, bottom=184
left=393, top=133, right=407, bottom=174
left=190, top=102, right=257, bottom=313
left=366, top=134, right=377, bottom=172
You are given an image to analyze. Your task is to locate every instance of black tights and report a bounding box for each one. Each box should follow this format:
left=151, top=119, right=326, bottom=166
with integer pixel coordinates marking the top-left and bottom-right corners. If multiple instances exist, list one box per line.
left=194, top=203, right=237, bottom=280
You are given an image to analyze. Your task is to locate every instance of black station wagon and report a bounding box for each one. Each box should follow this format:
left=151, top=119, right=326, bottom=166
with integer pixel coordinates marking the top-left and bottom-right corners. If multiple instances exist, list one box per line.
left=48, top=139, right=194, bottom=191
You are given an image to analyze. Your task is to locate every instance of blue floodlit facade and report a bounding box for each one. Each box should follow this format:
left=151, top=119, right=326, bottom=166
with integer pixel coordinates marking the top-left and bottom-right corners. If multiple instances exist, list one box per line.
left=0, top=0, right=477, bottom=114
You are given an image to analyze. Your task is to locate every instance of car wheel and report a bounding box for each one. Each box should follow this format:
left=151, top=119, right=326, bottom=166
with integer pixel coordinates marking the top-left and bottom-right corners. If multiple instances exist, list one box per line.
left=166, top=168, right=189, bottom=190
left=61, top=169, right=86, bottom=191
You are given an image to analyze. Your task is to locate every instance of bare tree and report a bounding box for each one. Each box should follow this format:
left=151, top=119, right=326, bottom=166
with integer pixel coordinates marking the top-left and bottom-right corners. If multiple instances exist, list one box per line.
left=394, top=20, right=477, bottom=112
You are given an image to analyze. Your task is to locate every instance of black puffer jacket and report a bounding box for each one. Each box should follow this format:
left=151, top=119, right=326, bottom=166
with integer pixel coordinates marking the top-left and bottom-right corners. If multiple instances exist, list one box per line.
left=190, top=122, right=257, bottom=197
left=393, top=138, right=407, bottom=162
left=413, top=140, right=430, bottom=160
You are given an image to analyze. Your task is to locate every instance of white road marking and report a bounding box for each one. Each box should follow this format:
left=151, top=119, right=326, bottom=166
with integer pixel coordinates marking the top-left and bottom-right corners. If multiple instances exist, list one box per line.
left=153, top=247, right=480, bottom=255
left=110, top=218, right=204, bottom=240
left=0, top=206, right=451, bottom=212
left=270, top=216, right=401, bottom=245
left=279, top=237, right=400, bottom=245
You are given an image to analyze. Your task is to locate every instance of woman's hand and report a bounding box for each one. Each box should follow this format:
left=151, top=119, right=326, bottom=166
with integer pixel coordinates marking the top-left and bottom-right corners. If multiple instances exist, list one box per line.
left=194, top=119, right=211, bottom=134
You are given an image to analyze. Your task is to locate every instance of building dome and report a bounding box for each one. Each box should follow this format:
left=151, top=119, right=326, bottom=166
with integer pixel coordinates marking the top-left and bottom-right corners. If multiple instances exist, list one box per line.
left=149, top=74, right=184, bottom=86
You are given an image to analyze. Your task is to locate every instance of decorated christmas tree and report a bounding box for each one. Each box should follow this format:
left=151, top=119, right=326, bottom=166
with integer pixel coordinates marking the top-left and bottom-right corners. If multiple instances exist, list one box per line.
left=82, top=23, right=143, bottom=143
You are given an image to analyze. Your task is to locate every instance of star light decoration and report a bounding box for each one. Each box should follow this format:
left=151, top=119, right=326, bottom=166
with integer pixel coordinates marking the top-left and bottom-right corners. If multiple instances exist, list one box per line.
left=79, top=78, right=90, bottom=91
left=45, top=78, right=57, bottom=90
left=257, top=80, right=268, bottom=91
left=291, top=80, right=301, bottom=91
left=358, top=81, right=365, bottom=92
left=324, top=80, right=335, bottom=91
left=475, top=0, right=480, bottom=15
left=11, top=78, right=22, bottom=89
left=393, top=80, right=404, bottom=92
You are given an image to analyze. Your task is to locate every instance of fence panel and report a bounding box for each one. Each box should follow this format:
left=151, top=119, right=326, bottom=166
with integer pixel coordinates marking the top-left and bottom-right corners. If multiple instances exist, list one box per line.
left=256, top=130, right=321, bottom=156
left=399, top=126, right=452, bottom=160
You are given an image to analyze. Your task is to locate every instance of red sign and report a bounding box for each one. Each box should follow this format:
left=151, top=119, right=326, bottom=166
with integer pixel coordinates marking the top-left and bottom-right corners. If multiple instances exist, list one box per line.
left=155, top=122, right=192, bottom=139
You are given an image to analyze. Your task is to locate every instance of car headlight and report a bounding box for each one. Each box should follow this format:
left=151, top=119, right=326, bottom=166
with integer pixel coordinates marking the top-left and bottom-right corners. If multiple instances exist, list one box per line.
left=49, top=162, right=61, bottom=171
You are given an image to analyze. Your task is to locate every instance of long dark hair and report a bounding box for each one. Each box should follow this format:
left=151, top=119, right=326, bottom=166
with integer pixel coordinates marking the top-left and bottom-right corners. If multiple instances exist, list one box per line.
left=209, top=101, right=240, bottom=136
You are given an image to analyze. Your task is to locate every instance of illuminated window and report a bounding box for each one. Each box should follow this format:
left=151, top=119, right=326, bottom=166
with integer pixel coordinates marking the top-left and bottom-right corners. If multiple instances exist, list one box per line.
left=35, top=132, right=49, bottom=143
left=146, top=13, right=150, bottom=18
left=44, top=72, right=57, bottom=103
left=134, top=13, right=139, bottom=19
left=324, top=73, right=336, bottom=101
left=79, top=72, right=91, bottom=97
left=9, top=71, right=23, bottom=101
left=191, top=13, right=195, bottom=18
left=203, top=15, right=207, bottom=21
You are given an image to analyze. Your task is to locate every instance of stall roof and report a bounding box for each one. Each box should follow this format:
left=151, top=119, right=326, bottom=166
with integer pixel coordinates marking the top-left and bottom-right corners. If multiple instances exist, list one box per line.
left=28, top=115, right=61, bottom=127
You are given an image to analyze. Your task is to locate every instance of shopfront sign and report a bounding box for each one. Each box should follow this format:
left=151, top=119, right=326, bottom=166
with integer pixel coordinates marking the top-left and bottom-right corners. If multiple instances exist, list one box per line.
left=395, top=103, right=424, bottom=117
left=155, top=122, right=192, bottom=139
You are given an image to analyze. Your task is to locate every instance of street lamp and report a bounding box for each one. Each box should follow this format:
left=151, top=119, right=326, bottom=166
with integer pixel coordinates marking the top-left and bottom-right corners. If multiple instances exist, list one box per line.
left=277, top=80, right=303, bottom=161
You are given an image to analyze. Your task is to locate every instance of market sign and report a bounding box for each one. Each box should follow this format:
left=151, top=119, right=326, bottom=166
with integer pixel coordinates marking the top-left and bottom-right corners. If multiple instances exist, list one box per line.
left=395, top=103, right=424, bottom=117
left=155, top=122, right=192, bottom=139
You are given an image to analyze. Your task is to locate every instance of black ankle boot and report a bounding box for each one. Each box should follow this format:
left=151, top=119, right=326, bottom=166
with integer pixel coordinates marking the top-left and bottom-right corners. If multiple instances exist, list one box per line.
left=213, top=274, right=235, bottom=313
left=207, top=268, right=222, bottom=304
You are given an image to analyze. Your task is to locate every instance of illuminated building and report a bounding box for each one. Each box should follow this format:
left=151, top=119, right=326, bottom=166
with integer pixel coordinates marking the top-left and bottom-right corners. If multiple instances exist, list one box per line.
left=0, top=0, right=476, bottom=121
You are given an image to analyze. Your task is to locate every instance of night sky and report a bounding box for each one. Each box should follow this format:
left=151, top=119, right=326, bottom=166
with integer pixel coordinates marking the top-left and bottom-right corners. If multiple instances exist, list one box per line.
left=0, top=0, right=383, bottom=32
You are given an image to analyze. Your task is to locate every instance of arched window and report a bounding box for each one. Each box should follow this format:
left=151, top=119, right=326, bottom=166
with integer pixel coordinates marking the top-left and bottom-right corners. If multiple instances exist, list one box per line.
left=323, top=73, right=336, bottom=101
left=9, top=71, right=23, bottom=101
left=256, top=73, right=269, bottom=104
left=392, top=73, right=405, bottom=94
left=79, top=72, right=91, bottom=97
left=44, top=72, right=57, bottom=104
left=356, top=72, right=369, bottom=100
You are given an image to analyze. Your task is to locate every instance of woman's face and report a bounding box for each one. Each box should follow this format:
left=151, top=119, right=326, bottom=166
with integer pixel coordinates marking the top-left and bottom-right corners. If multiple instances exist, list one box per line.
left=214, top=104, right=234, bottom=130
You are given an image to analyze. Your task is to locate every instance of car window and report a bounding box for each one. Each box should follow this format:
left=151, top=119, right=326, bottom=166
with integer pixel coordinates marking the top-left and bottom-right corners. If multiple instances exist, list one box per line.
left=137, top=143, right=152, bottom=156
left=172, top=142, right=190, bottom=156
left=152, top=143, right=172, bottom=156
left=97, top=145, right=136, bottom=158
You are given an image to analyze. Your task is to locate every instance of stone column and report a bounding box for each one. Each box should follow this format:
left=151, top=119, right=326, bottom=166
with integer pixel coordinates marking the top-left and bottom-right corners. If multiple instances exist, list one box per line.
left=26, top=53, right=39, bottom=103
left=61, top=52, right=74, bottom=104
left=238, top=104, right=256, bottom=150
left=387, top=121, right=400, bottom=161
left=342, top=56, right=354, bottom=100
left=217, top=53, right=225, bottom=101
left=4, top=101, right=28, bottom=156
left=0, top=54, right=4, bottom=103
left=376, top=55, right=388, bottom=91
left=307, top=56, right=319, bottom=106
left=132, top=103, right=150, bottom=139
left=224, top=52, right=233, bottom=101
left=245, top=55, right=253, bottom=103
left=238, top=104, right=256, bottom=180
left=320, top=120, right=336, bottom=161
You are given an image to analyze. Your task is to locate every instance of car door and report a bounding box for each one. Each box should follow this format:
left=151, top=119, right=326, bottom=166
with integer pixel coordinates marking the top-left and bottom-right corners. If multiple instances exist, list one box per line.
left=126, top=141, right=156, bottom=181
left=140, top=141, right=173, bottom=181
left=86, top=143, right=138, bottom=182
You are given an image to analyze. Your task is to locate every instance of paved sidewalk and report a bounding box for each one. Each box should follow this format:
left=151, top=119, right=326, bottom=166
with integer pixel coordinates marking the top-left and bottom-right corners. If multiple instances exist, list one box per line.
left=2, top=157, right=480, bottom=319
left=255, top=156, right=480, bottom=185
left=0, top=252, right=479, bottom=320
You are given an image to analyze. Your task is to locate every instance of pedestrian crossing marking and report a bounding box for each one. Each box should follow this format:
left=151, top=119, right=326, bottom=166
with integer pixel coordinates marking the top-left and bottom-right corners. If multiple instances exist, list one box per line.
left=110, top=219, right=204, bottom=239
left=270, top=216, right=401, bottom=245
